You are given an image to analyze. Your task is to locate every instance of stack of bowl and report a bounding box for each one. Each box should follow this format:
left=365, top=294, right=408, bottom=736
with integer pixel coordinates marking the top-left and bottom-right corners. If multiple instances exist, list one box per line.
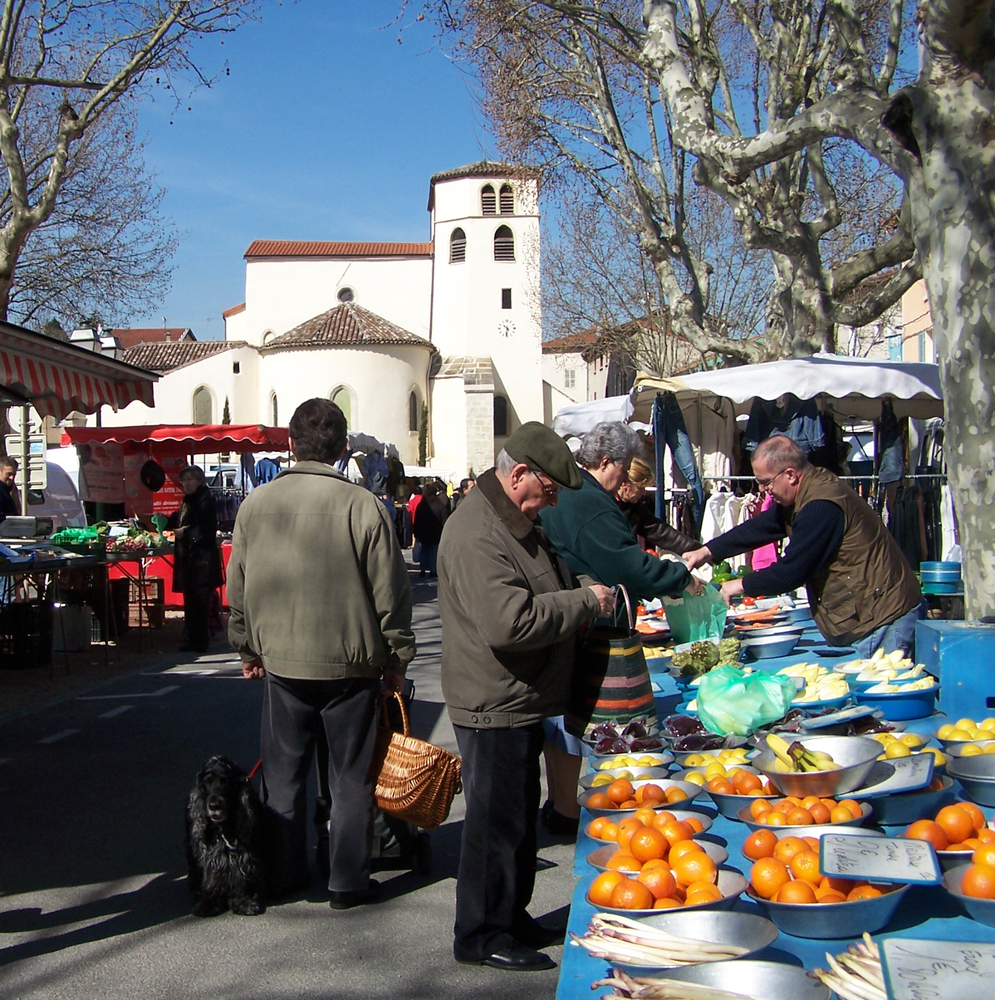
left=947, top=754, right=995, bottom=806
left=920, top=560, right=962, bottom=594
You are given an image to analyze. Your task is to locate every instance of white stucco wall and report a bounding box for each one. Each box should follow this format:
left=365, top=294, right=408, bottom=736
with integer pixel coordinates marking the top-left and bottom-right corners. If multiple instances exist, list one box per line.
left=429, top=377, right=469, bottom=476
left=236, top=258, right=433, bottom=346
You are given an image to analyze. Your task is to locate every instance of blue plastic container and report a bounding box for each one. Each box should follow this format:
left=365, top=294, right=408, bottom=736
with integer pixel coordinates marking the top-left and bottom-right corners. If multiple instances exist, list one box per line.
left=852, top=684, right=938, bottom=720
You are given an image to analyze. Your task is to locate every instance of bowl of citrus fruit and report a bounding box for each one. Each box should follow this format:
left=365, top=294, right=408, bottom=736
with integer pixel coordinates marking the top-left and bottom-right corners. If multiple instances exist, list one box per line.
left=942, top=853, right=995, bottom=926
left=946, top=754, right=995, bottom=807
left=738, top=794, right=871, bottom=830
left=590, top=751, right=675, bottom=770
left=934, top=717, right=995, bottom=750
left=868, top=775, right=953, bottom=826
left=580, top=777, right=701, bottom=816
left=740, top=824, right=883, bottom=865
left=949, top=740, right=995, bottom=758
left=742, top=830, right=908, bottom=937
left=586, top=865, right=748, bottom=915
left=688, top=768, right=783, bottom=819
left=586, top=808, right=712, bottom=844
left=580, top=766, right=672, bottom=791
left=903, top=800, right=994, bottom=870
left=868, top=731, right=948, bottom=770
left=587, top=839, right=729, bottom=873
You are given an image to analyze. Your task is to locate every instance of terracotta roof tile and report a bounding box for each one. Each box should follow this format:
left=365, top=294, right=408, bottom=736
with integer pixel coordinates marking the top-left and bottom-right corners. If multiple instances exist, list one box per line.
left=264, top=303, right=431, bottom=350
left=122, top=341, right=247, bottom=373
left=111, top=327, right=194, bottom=349
left=222, top=302, right=245, bottom=319
left=430, top=160, right=540, bottom=183
left=542, top=331, right=599, bottom=354
left=244, top=240, right=432, bottom=259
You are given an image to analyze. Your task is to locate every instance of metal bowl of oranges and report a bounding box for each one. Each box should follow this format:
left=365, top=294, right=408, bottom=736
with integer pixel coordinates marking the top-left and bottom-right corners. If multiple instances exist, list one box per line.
left=942, top=863, right=995, bottom=925
left=745, top=880, right=909, bottom=938
left=739, top=824, right=883, bottom=864
left=677, top=766, right=782, bottom=819
left=902, top=800, right=993, bottom=871
left=579, top=777, right=701, bottom=816
left=585, top=866, right=748, bottom=916
left=869, top=775, right=955, bottom=826
left=585, top=808, right=712, bottom=844
left=587, top=841, right=729, bottom=873
left=737, top=796, right=872, bottom=831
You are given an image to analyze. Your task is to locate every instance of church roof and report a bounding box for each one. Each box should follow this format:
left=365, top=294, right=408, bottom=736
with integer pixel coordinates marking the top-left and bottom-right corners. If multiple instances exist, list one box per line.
left=222, top=302, right=245, bottom=319
left=542, top=331, right=599, bottom=354
left=430, top=161, right=540, bottom=183
left=244, top=240, right=432, bottom=259
left=121, top=340, right=247, bottom=373
left=264, top=302, right=432, bottom=350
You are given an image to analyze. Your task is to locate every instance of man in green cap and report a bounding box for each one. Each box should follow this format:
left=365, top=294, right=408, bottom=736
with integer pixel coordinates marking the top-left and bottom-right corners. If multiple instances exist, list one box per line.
left=438, top=421, right=613, bottom=972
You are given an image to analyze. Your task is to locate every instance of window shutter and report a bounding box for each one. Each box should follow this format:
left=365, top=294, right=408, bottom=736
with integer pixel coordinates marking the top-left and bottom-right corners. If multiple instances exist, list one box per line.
left=494, top=226, right=515, bottom=262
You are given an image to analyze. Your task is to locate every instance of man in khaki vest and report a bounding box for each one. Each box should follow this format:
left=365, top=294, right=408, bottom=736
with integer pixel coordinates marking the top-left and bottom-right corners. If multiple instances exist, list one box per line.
left=685, top=436, right=924, bottom=657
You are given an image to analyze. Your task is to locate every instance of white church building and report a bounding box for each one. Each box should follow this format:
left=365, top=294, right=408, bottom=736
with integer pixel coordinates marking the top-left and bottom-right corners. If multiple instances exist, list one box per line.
left=97, top=162, right=544, bottom=478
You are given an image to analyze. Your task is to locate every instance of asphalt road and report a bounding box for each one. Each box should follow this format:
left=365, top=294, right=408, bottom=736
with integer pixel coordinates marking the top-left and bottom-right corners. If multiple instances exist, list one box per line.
left=0, top=573, right=578, bottom=1000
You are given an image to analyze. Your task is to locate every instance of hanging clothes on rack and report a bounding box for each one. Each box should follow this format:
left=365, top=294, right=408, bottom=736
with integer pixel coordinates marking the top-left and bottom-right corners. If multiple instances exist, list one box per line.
left=653, top=392, right=705, bottom=533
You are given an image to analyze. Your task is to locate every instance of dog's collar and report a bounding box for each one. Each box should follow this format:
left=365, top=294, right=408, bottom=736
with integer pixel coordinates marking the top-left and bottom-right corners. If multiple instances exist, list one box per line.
left=220, top=831, right=238, bottom=851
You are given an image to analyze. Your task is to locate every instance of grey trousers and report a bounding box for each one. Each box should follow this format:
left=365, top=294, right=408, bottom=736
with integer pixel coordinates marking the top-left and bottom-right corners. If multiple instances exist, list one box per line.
left=259, top=672, right=378, bottom=893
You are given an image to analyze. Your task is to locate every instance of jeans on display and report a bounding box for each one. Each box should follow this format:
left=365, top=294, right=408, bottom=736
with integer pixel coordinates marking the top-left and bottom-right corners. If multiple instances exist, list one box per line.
left=653, top=392, right=705, bottom=534
left=851, top=599, right=927, bottom=660
left=876, top=400, right=906, bottom=485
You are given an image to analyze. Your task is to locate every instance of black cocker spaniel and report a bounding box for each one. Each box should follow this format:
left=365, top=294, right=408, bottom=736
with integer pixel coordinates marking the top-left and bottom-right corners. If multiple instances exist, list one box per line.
left=186, top=755, right=266, bottom=917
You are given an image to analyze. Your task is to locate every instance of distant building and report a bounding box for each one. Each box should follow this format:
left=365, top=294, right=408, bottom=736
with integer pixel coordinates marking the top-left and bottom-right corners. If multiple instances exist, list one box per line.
left=89, top=163, right=545, bottom=477
left=900, top=279, right=934, bottom=363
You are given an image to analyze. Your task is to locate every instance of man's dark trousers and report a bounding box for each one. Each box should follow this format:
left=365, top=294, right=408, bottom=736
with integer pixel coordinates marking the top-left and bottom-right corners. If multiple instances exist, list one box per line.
left=260, top=673, right=378, bottom=893
left=452, top=722, right=544, bottom=960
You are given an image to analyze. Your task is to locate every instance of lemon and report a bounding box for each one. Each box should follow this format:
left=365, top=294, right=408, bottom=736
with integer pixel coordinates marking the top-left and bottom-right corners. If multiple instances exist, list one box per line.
left=969, top=728, right=987, bottom=740
left=684, top=772, right=706, bottom=786
left=885, top=742, right=912, bottom=758
left=981, top=718, right=995, bottom=731
left=983, top=745, right=995, bottom=755
left=960, top=744, right=985, bottom=757
left=949, top=729, right=975, bottom=741
left=979, top=729, right=995, bottom=740
left=635, top=771, right=657, bottom=780
left=638, top=756, right=661, bottom=765
left=899, top=733, right=924, bottom=748
left=615, top=769, right=634, bottom=780
left=684, top=754, right=703, bottom=767
left=937, top=724, right=957, bottom=740
left=956, top=718, right=977, bottom=730
left=599, top=760, right=618, bottom=771
left=704, top=762, right=728, bottom=779
left=591, top=774, right=613, bottom=786
left=920, top=748, right=947, bottom=764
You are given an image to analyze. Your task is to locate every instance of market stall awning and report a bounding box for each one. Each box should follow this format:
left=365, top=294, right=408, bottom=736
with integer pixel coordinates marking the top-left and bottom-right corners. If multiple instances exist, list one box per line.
left=0, top=322, right=157, bottom=419
left=63, top=424, right=289, bottom=455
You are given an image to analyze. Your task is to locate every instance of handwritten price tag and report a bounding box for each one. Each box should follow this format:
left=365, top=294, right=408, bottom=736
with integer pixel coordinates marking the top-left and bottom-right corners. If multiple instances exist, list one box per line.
left=850, top=752, right=935, bottom=799
left=882, top=939, right=995, bottom=1000
left=819, top=834, right=941, bottom=884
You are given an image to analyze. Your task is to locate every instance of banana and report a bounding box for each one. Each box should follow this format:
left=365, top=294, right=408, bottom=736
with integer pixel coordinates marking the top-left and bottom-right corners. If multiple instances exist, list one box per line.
left=765, top=733, right=797, bottom=770
left=766, top=733, right=841, bottom=772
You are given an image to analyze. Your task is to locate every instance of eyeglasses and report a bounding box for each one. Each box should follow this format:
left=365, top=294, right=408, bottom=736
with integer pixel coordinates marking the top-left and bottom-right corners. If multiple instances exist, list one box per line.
left=755, top=469, right=787, bottom=491
left=531, top=470, right=561, bottom=500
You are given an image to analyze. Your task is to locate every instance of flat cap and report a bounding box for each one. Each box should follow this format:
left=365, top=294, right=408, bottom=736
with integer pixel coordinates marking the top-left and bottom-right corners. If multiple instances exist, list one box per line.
left=504, top=421, right=582, bottom=490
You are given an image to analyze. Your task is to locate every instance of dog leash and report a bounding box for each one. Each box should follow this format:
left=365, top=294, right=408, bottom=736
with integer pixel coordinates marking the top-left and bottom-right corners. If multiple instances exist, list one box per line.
left=247, top=758, right=262, bottom=781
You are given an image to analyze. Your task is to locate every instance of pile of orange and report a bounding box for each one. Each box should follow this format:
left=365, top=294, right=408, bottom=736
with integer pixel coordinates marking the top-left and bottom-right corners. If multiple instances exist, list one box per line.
left=705, top=769, right=778, bottom=797
left=903, top=801, right=992, bottom=852
left=587, top=810, right=707, bottom=857
left=742, top=830, right=899, bottom=904
left=588, top=837, right=722, bottom=911
left=746, top=795, right=863, bottom=827
left=585, top=778, right=691, bottom=811
left=959, top=841, right=995, bottom=899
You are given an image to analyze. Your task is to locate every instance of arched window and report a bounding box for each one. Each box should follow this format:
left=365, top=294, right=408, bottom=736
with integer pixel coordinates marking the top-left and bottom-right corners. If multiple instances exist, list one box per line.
left=270, top=392, right=278, bottom=426
left=494, top=225, right=515, bottom=262
left=331, top=386, right=352, bottom=426
left=449, top=227, right=466, bottom=263
left=493, top=395, right=508, bottom=437
left=192, top=386, right=213, bottom=425
left=481, top=184, right=496, bottom=215
left=409, top=391, right=419, bottom=432
left=499, top=183, right=514, bottom=214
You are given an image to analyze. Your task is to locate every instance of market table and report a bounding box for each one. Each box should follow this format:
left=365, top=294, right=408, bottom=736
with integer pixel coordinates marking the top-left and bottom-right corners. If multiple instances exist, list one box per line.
left=555, top=626, right=995, bottom=999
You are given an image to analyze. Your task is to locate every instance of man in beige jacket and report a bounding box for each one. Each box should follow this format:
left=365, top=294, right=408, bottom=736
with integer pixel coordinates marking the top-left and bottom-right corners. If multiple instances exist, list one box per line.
left=228, top=398, right=414, bottom=909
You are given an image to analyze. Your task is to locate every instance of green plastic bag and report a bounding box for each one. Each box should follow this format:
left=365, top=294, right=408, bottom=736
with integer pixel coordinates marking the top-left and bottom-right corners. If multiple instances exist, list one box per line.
left=662, top=585, right=728, bottom=645
left=696, top=665, right=796, bottom=736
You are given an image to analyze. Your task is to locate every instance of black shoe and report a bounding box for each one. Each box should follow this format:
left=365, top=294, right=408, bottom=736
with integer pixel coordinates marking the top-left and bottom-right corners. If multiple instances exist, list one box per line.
left=543, top=808, right=579, bottom=837
left=328, top=879, right=381, bottom=910
left=513, top=919, right=565, bottom=949
left=456, top=944, right=556, bottom=971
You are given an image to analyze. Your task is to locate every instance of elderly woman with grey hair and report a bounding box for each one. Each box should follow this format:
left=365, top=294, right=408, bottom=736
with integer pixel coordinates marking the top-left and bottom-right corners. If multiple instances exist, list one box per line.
left=538, top=421, right=698, bottom=834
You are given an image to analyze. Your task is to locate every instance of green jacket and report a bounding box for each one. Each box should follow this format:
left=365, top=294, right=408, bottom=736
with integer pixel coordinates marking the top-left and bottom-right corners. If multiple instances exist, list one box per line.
left=227, top=462, right=415, bottom=680
left=437, top=470, right=600, bottom=729
left=540, top=469, right=692, bottom=604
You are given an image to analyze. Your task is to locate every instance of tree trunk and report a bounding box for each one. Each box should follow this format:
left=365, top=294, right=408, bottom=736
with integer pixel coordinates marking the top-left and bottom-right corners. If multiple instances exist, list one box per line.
left=899, top=72, right=995, bottom=618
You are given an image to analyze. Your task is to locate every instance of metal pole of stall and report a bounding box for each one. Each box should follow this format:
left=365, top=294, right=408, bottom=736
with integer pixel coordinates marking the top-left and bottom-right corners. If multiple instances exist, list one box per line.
left=19, top=403, right=29, bottom=512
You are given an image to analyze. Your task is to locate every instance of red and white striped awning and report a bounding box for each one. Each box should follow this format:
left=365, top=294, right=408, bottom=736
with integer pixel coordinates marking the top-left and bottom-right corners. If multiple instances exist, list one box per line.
left=0, top=322, right=157, bottom=419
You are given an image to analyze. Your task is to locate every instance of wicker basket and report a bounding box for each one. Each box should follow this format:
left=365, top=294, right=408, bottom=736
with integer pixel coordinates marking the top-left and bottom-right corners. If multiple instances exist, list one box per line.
left=373, top=689, right=462, bottom=830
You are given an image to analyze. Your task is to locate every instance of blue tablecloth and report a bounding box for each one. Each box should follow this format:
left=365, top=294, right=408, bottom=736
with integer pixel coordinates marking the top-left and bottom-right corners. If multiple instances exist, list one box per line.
left=556, top=628, right=994, bottom=999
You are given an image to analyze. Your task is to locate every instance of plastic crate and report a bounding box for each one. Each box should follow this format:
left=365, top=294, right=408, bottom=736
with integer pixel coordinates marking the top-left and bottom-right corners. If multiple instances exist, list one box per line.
left=127, top=577, right=164, bottom=605
left=128, top=603, right=165, bottom=629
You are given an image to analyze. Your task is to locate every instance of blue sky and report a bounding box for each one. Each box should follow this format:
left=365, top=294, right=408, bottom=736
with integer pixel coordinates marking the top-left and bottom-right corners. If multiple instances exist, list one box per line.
left=131, top=1, right=494, bottom=338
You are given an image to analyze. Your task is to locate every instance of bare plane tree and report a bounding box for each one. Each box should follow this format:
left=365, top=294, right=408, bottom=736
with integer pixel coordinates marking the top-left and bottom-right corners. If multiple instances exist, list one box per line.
left=0, top=0, right=262, bottom=321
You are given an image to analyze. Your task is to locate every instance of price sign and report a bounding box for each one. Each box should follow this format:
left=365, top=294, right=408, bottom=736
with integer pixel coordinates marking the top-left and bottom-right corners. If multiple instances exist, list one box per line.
left=882, top=939, right=995, bottom=1000
left=850, top=752, right=935, bottom=798
left=819, top=834, right=941, bottom=884
left=4, top=433, right=47, bottom=490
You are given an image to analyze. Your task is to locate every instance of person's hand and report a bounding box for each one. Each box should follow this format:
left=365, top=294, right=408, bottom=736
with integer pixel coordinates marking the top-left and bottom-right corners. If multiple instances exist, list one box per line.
left=719, top=578, right=745, bottom=607
left=242, top=659, right=265, bottom=679
left=682, top=546, right=713, bottom=572
left=685, top=575, right=707, bottom=597
left=382, top=670, right=405, bottom=693
left=588, top=584, right=615, bottom=617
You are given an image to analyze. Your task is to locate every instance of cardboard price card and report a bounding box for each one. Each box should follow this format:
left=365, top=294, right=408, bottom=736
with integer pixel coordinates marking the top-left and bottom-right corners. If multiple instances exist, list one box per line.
left=819, top=834, right=942, bottom=884
left=882, top=939, right=995, bottom=1000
